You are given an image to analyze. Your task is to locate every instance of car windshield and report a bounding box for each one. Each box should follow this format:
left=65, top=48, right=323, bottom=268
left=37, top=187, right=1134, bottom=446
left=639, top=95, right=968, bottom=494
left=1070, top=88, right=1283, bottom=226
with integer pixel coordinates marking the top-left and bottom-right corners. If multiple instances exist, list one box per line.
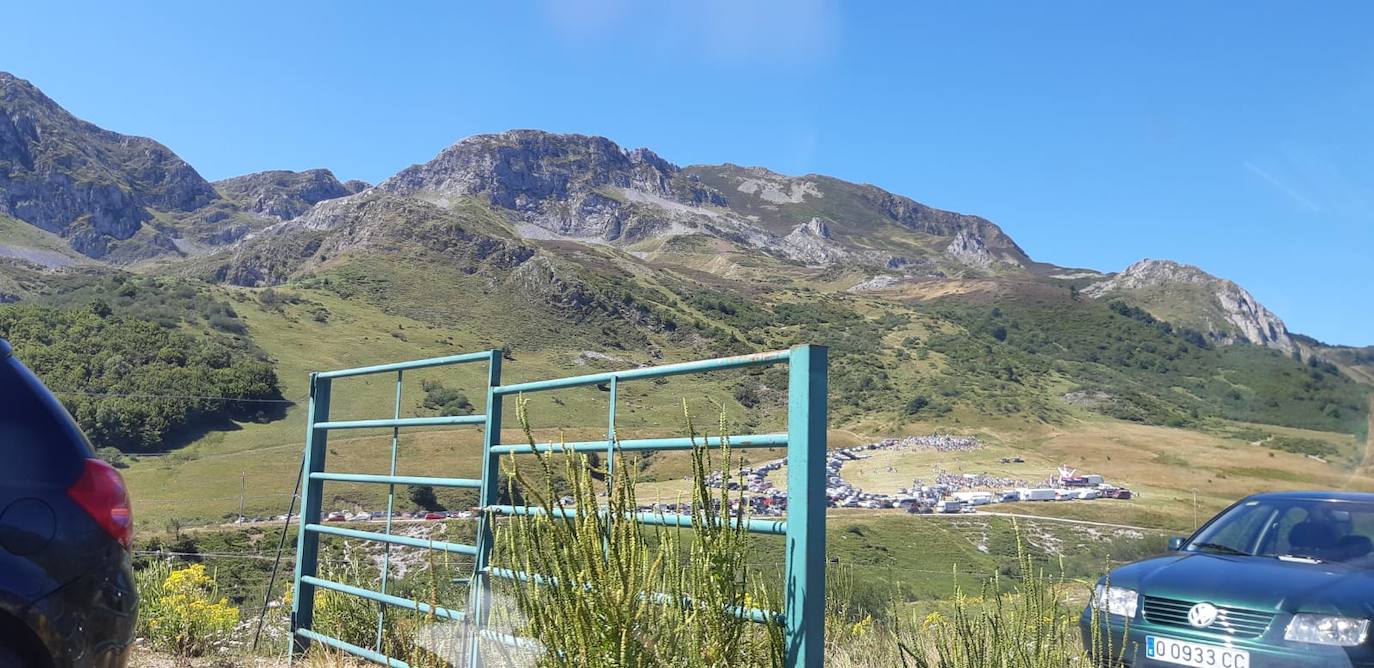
left=1186, top=498, right=1374, bottom=567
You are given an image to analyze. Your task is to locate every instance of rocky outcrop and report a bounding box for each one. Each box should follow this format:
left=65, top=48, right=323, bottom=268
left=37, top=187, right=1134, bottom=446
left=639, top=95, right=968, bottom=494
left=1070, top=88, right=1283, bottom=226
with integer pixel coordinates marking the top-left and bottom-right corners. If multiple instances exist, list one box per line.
left=1083, top=259, right=1297, bottom=354
left=945, top=229, right=1022, bottom=270
left=207, top=190, right=532, bottom=286
left=864, top=186, right=1029, bottom=264
left=734, top=169, right=825, bottom=204
left=214, top=169, right=354, bottom=220
left=780, top=217, right=849, bottom=265
left=0, top=72, right=220, bottom=258
left=380, top=130, right=724, bottom=242
left=378, top=130, right=1034, bottom=275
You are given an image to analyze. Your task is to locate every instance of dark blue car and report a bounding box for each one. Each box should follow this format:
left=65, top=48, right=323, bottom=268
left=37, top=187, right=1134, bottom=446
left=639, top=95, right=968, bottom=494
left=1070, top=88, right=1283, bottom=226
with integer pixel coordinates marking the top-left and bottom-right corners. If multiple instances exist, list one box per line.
left=1084, top=491, right=1374, bottom=667
left=0, top=338, right=137, bottom=667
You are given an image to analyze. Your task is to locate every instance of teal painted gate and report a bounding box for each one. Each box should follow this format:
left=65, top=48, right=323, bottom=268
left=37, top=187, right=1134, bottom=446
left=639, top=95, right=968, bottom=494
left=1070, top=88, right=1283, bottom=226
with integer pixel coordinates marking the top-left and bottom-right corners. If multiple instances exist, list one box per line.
left=289, top=345, right=828, bottom=667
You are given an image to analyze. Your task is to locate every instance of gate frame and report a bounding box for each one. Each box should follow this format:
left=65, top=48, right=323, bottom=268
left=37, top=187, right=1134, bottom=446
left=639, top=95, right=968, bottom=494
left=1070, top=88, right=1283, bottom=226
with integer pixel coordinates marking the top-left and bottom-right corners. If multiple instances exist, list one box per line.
left=290, top=345, right=827, bottom=667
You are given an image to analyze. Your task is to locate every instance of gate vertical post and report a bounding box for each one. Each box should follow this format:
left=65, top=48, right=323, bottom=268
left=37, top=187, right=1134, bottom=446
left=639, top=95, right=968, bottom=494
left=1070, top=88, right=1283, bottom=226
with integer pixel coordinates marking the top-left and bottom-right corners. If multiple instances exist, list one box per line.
left=467, top=350, right=503, bottom=667
left=291, top=373, right=332, bottom=656
left=784, top=345, right=827, bottom=668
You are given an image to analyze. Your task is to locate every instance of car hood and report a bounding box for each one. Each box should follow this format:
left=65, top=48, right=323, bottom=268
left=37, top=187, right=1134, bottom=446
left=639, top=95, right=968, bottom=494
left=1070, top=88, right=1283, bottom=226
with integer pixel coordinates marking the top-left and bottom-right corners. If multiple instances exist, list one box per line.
left=1109, top=553, right=1374, bottom=618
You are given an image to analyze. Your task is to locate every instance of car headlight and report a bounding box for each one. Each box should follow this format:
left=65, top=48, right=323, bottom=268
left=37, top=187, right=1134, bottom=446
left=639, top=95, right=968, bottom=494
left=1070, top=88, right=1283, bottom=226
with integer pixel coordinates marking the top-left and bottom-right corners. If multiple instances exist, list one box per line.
left=1091, top=584, right=1139, bottom=618
left=1284, top=613, right=1370, bottom=646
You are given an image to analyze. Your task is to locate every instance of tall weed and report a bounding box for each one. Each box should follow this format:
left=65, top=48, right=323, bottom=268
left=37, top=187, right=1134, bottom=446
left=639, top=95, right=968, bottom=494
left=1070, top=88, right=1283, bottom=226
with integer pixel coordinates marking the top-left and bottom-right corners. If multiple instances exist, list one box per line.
left=490, top=397, right=783, bottom=667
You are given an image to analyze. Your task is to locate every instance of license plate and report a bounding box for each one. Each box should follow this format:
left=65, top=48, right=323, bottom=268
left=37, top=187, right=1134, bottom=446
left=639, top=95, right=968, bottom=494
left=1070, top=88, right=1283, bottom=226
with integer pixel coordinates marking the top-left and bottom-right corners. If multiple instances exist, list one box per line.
left=1146, top=636, right=1250, bottom=667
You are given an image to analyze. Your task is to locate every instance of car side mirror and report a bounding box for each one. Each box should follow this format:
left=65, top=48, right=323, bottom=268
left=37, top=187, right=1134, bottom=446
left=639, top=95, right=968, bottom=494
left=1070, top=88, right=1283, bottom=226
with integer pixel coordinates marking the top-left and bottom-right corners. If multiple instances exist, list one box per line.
left=1168, top=536, right=1186, bottom=551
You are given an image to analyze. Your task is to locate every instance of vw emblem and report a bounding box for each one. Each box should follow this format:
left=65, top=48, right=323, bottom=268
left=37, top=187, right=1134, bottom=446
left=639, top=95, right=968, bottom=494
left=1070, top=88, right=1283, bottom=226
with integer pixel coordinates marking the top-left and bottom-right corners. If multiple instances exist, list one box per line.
left=1188, top=602, right=1219, bottom=628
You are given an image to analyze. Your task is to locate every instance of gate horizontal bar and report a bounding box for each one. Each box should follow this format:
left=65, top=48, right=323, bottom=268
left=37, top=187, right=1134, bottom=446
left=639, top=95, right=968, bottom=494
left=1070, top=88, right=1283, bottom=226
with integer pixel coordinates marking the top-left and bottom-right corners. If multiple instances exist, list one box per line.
left=492, top=349, right=791, bottom=396
left=315, top=415, right=486, bottom=431
left=311, top=472, right=483, bottom=488
left=305, top=524, right=479, bottom=555
left=481, top=505, right=787, bottom=535
left=301, top=575, right=466, bottom=621
left=481, top=628, right=544, bottom=652
left=485, top=566, right=555, bottom=585
left=643, top=590, right=784, bottom=625
left=295, top=628, right=408, bottom=668
left=317, top=351, right=495, bottom=379
left=490, top=433, right=787, bottom=455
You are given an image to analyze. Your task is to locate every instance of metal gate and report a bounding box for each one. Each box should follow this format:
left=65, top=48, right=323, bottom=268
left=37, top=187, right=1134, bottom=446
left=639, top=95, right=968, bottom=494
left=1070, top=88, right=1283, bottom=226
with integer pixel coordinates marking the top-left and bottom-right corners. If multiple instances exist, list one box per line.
left=290, top=345, right=828, bottom=667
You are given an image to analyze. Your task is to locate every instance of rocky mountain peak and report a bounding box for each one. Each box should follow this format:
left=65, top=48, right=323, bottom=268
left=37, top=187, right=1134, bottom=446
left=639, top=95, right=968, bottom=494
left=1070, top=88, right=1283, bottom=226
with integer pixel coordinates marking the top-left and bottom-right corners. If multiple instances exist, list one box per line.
left=945, top=229, right=1020, bottom=270
left=381, top=130, right=678, bottom=202
left=378, top=130, right=725, bottom=242
left=1084, top=258, right=1297, bottom=353
left=1088, top=258, right=1208, bottom=287
left=0, top=71, right=220, bottom=258
left=214, top=168, right=355, bottom=221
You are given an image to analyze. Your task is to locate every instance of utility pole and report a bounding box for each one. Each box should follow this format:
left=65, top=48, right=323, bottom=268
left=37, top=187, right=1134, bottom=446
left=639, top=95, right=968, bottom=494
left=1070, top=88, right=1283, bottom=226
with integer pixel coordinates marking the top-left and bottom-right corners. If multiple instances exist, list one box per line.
left=1192, top=489, right=1198, bottom=529
left=239, top=472, right=246, bottom=521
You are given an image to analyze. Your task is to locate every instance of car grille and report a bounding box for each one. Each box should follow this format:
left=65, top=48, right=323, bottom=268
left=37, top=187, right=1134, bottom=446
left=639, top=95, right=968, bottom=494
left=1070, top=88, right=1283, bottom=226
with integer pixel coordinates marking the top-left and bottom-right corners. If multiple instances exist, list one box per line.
left=1142, top=596, right=1275, bottom=638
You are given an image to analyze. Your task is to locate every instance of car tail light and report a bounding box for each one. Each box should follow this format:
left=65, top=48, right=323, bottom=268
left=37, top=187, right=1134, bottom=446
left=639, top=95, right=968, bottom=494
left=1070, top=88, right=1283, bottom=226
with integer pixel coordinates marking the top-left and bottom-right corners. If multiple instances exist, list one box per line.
left=67, top=458, right=133, bottom=549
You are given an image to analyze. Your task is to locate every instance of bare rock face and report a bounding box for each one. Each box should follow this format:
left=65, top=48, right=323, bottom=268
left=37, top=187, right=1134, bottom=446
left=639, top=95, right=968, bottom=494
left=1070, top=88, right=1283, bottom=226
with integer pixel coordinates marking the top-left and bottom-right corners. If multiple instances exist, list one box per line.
left=380, top=130, right=722, bottom=242
left=945, top=229, right=1022, bottom=270
left=214, top=169, right=355, bottom=221
left=208, top=190, right=533, bottom=286
left=379, top=130, right=1035, bottom=278
left=1083, top=259, right=1297, bottom=354
left=0, top=72, right=220, bottom=257
left=781, top=218, right=848, bottom=265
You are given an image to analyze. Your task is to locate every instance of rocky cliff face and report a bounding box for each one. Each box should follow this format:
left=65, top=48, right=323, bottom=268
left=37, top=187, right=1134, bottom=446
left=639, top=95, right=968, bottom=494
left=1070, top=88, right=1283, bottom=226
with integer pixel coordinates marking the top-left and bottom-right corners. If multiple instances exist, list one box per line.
left=945, top=229, right=1022, bottom=270
left=1083, top=258, right=1297, bottom=353
left=380, top=130, right=1030, bottom=274
left=380, top=130, right=718, bottom=242
left=214, top=169, right=356, bottom=221
left=206, top=190, right=533, bottom=286
left=0, top=72, right=220, bottom=258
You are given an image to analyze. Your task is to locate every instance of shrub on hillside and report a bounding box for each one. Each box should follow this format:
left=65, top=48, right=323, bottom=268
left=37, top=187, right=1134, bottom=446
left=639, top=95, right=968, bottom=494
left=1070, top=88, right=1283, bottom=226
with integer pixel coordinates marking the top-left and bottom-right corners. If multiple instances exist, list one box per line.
left=0, top=304, right=283, bottom=452
left=420, top=379, right=474, bottom=416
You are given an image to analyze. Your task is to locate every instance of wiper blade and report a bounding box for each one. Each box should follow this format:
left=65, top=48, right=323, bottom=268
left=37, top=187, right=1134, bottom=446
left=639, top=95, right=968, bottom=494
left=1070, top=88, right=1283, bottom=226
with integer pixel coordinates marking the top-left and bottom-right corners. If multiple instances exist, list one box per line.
left=1192, top=542, right=1250, bottom=556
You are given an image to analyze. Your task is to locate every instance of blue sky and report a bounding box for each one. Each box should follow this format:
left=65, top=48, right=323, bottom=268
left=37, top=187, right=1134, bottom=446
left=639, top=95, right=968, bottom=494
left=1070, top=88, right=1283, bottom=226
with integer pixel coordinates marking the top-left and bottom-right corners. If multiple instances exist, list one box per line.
left=3, top=1, right=1371, bottom=344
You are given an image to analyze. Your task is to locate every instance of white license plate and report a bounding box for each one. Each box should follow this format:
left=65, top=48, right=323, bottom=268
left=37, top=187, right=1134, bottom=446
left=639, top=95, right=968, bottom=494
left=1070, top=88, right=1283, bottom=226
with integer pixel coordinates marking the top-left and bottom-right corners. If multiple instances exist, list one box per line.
left=1146, top=635, right=1250, bottom=667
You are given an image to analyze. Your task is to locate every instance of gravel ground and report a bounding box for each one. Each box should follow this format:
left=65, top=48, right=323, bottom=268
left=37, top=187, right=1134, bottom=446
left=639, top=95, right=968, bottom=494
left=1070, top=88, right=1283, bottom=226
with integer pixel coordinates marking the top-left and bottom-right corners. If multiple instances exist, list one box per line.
left=130, top=645, right=296, bottom=668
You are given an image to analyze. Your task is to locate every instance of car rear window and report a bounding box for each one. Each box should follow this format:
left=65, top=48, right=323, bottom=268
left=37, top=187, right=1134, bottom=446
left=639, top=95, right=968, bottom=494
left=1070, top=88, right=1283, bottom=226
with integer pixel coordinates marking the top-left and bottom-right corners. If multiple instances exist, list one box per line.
left=0, top=353, right=93, bottom=487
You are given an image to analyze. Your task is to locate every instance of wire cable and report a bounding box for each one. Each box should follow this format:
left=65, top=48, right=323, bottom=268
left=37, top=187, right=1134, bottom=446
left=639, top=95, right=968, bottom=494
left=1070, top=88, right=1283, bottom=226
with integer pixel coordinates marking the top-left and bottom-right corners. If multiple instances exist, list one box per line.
left=252, top=449, right=306, bottom=653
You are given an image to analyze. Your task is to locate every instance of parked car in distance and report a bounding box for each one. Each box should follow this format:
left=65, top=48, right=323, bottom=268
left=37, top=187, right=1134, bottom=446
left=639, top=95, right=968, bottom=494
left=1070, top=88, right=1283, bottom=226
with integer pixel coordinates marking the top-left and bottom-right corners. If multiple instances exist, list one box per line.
left=0, top=337, right=137, bottom=667
left=324, top=511, right=347, bottom=522
left=1084, top=491, right=1374, bottom=667
left=423, top=512, right=445, bottom=521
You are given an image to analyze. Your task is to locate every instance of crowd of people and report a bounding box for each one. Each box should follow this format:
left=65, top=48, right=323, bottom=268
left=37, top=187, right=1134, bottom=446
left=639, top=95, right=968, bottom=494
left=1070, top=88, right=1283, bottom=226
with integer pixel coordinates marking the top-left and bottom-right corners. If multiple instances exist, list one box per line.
left=693, top=433, right=992, bottom=512
left=880, top=434, right=982, bottom=453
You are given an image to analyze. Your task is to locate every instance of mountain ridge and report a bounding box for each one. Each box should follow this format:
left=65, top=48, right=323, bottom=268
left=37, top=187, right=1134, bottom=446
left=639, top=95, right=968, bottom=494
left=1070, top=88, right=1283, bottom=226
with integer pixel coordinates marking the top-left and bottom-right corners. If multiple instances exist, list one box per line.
left=0, top=73, right=1362, bottom=361
left=1084, top=258, right=1298, bottom=354
left=0, top=72, right=219, bottom=258
left=377, top=130, right=1032, bottom=276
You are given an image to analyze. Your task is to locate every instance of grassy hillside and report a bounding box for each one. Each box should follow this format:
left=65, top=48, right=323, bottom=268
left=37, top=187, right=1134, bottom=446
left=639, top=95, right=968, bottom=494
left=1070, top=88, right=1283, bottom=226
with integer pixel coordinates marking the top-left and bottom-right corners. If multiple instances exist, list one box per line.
left=46, top=267, right=1351, bottom=534
left=0, top=304, right=280, bottom=453
left=0, top=184, right=1367, bottom=540
left=922, top=298, right=1369, bottom=437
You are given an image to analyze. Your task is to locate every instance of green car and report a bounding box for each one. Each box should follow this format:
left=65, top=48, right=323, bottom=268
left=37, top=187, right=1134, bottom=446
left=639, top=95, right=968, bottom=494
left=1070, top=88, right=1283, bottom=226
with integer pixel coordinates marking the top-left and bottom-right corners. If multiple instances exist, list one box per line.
left=1083, top=491, right=1374, bottom=668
